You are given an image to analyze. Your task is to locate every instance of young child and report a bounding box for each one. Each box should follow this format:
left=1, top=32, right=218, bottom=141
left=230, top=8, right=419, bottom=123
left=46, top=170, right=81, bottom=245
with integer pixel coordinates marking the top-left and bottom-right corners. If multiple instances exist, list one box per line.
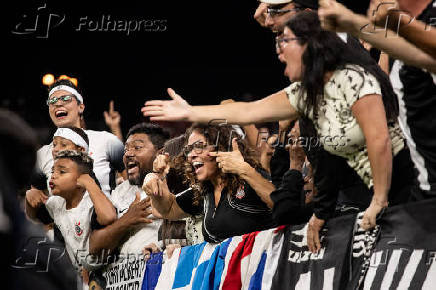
left=25, top=150, right=117, bottom=272
left=52, top=127, right=89, bottom=158
left=31, top=127, right=90, bottom=194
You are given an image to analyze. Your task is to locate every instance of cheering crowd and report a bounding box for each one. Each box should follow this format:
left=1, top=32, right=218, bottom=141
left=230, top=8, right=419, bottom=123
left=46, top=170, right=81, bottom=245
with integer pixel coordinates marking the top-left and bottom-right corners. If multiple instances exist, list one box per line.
left=2, top=0, right=435, bottom=289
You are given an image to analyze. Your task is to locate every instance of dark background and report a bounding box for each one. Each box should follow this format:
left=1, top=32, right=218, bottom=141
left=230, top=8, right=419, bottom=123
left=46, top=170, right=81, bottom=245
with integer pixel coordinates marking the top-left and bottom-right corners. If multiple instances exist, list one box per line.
left=5, top=0, right=369, bottom=144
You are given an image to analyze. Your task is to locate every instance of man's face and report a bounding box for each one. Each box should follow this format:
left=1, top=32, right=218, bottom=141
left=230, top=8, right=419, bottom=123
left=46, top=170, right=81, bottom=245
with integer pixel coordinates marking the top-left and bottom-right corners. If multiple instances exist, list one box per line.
left=123, top=133, right=158, bottom=186
left=265, top=2, right=301, bottom=33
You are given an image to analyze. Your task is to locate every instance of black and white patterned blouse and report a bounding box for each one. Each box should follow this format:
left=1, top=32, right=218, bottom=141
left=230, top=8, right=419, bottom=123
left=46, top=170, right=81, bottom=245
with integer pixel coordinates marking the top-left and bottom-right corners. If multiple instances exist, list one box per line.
left=285, top=64, right=405, bottom=188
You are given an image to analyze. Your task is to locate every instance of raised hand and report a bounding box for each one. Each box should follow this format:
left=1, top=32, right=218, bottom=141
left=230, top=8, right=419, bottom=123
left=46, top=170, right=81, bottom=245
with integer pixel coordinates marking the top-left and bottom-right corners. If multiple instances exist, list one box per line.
left=25, top=188, right=48, bottom=208
left=141, top=88, right=192, bottom=122
left=153, top=153, right=170, bottom=176
left=286, top=122, right=305, bottom=171
left=254, top=2, right=268, bottom=27
left=143, top=173, right=169, bottom=197
left=209, top=138, right=248, bottom=175
left=367, top=0, right=400, bottom=29
left=318, top=0, right=357, bottom=33
left=104, top=100, right=121, bottom=129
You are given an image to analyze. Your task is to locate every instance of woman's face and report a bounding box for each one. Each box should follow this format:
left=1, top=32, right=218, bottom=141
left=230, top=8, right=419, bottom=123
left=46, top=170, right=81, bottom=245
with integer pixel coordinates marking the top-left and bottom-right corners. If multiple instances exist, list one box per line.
left=48, top=90, right=84, bottom=128
left=186, top=131, right=218, bottom=182
left=52, top=136, right=84, bottom=158
left=279, top=27, right=307, bottom=82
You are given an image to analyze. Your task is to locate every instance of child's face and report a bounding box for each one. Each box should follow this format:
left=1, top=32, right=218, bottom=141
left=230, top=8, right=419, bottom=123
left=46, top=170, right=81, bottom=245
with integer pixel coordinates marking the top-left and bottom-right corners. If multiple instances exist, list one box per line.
left=49, top=158, right=81, bottom=196
left=52, top=136, right=83, bottom=158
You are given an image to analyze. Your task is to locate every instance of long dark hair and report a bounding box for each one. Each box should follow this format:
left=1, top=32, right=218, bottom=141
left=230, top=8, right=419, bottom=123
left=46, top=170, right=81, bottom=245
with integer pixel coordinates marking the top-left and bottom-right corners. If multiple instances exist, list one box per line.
left=285, top=11, right=398, bottom=121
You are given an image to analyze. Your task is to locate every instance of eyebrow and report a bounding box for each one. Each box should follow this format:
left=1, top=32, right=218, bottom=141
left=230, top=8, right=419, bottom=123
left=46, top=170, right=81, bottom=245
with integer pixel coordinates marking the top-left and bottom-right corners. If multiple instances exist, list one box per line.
left=128, top=140, right=145, bottom=145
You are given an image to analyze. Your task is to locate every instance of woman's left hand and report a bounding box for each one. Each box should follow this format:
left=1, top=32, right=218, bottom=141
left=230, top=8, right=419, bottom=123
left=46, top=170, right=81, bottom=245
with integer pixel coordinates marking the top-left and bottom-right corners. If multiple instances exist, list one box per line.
left=209, top=138, right=248, bottom=175
left=361, top=197, right=388, bottom=230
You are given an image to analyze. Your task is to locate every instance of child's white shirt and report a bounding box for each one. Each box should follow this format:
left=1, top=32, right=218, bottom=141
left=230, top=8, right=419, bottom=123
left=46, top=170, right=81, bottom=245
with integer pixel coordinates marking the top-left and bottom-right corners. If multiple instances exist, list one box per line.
left=45, top=191, right=93, bottom=270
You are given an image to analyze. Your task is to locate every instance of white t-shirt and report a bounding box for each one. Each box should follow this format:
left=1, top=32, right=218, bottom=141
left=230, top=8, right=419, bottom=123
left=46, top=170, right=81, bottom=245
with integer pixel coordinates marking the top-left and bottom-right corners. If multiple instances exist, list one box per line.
left=45, top=191, right=93, bottom=271
left=285, top=64, right=405, bottom=187
left=110, top=180, right=162, bottom=255
left=36, top=130, right=124, bottom=196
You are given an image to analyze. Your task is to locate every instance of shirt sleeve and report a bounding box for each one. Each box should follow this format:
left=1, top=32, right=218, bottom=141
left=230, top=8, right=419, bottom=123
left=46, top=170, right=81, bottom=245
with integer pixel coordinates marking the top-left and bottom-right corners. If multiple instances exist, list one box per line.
left=105, top=133, right=125, bottom=171
left=284, top=82, right=304, bottom=113
left=175, top=188, right=202, bottom=216
left=45, top=196, right=59, bottom=219
left=341, top=66, right=381, bottom=107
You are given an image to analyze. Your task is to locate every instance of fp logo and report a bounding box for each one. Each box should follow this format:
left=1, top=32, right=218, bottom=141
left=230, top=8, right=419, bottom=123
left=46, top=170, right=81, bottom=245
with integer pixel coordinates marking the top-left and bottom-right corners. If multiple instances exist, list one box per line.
left=11, top=3, right=65, bottom=39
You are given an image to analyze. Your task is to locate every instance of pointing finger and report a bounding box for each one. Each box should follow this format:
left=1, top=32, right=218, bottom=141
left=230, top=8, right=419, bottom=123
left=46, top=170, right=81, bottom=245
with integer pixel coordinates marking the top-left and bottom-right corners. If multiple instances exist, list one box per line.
left=232, top=138, right=239, bottom=151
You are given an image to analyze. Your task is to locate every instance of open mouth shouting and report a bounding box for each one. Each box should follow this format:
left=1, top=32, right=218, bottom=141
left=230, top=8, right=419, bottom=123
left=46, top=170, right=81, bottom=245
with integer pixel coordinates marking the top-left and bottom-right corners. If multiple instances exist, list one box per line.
left=192, top=161, right=204, bottom=175
left=54, top=109, right=69, bottom=120
left=126, top=161, right=140, bottom=177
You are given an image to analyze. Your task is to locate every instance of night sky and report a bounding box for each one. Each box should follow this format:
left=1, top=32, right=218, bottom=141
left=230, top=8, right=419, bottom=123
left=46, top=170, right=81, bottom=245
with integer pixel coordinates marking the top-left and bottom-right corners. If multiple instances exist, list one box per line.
left=5, top=0, right=369, bottom=144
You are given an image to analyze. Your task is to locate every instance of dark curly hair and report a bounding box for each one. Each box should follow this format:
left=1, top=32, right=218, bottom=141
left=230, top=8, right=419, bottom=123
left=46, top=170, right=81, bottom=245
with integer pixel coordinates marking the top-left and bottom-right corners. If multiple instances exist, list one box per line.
left=126, top=123, right=170, bottom=151
left=179, top=123, right=260, bottom=205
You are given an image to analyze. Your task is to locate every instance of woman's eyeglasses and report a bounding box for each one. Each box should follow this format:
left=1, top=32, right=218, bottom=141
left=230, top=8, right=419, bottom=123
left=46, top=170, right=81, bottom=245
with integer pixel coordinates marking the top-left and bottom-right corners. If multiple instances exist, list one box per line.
left=183, top=141, right=216, bottom=157
left=275, top=36, right=301, bottom=51
left=46, top=94, right=74, bottom=106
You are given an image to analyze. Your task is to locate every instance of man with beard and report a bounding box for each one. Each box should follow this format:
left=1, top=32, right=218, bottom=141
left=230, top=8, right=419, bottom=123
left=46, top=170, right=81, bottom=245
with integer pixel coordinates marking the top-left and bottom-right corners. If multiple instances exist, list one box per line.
left=87, top=123, right=169, bottom=287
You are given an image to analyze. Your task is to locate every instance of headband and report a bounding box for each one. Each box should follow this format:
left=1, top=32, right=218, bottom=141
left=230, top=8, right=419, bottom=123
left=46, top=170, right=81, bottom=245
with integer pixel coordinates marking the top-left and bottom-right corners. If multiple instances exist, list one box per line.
left=53, top=128, right=89, bottom=152
left=49, top=85, right=84, bottom=104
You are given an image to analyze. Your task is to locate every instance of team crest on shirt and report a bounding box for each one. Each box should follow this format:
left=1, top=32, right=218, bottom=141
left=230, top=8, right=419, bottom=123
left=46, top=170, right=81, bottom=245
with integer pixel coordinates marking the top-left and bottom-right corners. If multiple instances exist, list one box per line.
left=235, top=185, right=245, bottom=199
left=75, top=221, right=83, bottom=236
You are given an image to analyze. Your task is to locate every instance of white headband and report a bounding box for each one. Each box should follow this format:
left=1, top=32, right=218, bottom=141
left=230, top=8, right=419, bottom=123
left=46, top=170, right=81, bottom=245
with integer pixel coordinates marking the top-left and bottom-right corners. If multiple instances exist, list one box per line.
left=53, top=128, right=89, bottom=153
left=49, top=85, right=84, bottom=104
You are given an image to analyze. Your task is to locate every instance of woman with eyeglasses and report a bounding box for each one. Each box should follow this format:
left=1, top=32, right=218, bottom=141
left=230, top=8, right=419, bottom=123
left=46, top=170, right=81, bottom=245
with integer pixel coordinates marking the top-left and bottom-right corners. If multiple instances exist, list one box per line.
left=31, top=79, right=125, bottom=197
left=143, top=123, right=276, bottom=243
left=142, top=11, right=417, bottom=231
